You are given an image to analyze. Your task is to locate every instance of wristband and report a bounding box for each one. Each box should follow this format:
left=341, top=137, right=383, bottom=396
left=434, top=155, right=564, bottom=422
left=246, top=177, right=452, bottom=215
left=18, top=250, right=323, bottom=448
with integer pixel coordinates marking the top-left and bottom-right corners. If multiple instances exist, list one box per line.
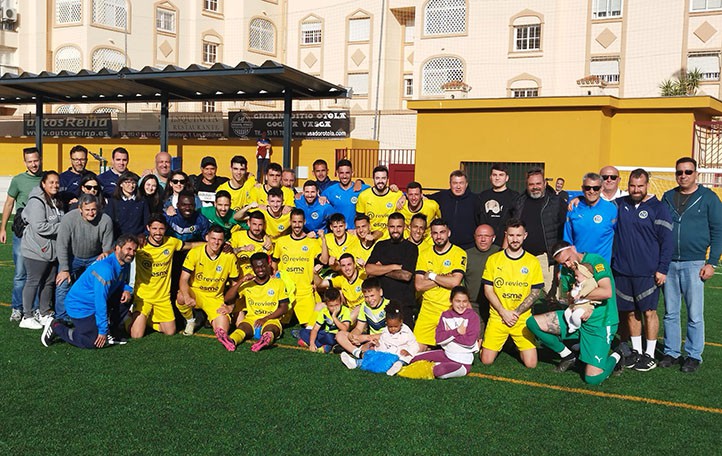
left=428, top=272, right=437, bottom=281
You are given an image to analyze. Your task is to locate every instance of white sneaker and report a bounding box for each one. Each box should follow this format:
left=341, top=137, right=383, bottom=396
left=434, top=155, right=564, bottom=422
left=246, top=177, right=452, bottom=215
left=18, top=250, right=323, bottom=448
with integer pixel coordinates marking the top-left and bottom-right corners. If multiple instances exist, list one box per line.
left=340, top=352, right=358, bottom=369
left=37, top=313, right=54, bottom=326
left=183, top=318, right=196, bottom=336
left=19, top=317, right=43, bottom=330
left=386, top=361, right=404, bottom=376
left=41, top=319, right=55, bottom=347
left=9, top=309, right=22, bottom=322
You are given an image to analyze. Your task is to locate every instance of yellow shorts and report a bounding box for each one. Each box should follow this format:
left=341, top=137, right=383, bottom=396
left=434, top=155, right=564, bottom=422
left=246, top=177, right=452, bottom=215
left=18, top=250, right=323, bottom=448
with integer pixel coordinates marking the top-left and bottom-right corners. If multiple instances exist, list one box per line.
left=134, top=297, right=175, bottom=324
left=482, top=317, right=536, bottom=352
left=240, top=316, right=282, bottom=333
left=194, top=293, right=231, bottom=322
left=293, top=291, right=320, bottom=325
left=413, top=307, right=443, bottom=346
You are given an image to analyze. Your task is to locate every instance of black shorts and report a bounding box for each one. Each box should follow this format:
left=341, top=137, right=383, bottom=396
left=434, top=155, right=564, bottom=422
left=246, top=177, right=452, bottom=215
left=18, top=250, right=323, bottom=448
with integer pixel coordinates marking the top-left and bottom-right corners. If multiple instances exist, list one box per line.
left=614, top=274, right=660, bottom=312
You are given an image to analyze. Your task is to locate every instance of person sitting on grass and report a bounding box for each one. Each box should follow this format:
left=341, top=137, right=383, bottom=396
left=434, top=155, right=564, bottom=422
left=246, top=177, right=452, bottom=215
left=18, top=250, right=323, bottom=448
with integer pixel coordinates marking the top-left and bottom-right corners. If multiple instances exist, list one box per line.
left=176, top=225, right=240, bottom=350
left=335, top=277, right=389, bottom=360
left=408, top=286, right=480, bottom=379
left=297, top=287, right=350, bottom=353
left=41, top=234, right=138, bottom=349
left=223, top=252, right=289, bottom=352
left=340, top=300, right=419, bottom=375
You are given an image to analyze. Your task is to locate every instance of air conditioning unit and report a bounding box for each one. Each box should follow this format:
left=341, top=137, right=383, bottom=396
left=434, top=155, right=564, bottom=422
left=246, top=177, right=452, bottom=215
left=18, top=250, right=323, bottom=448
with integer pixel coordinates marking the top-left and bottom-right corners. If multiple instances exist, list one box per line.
left=4, top=8, right=17, bottom=22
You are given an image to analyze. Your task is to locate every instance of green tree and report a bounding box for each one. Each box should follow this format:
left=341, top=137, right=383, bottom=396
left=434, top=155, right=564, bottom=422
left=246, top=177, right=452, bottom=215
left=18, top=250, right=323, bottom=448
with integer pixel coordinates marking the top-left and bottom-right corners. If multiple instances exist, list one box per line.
left=660, top=69, right=702, bottom=96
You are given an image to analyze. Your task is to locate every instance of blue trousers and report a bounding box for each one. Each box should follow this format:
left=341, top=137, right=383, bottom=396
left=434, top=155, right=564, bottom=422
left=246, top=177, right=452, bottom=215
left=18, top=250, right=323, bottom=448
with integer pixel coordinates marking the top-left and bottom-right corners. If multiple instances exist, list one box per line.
left=299, top=328, right=337, bottom=347
left=55, top=256, right=97, bottom=321
left=54, top=315, right=99, bottom=349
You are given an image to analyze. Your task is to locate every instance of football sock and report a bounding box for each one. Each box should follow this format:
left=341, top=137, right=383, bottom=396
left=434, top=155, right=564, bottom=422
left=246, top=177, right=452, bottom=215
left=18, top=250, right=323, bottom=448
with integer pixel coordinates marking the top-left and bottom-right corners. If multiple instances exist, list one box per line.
left=526, top=315, right=566, bottom=354
left=645, top=339, right=657, bottom=357
left=585, top=356, right=618, bottom=385
left=230, top=329, right=247, bottom=344
left=631, top=336, right=643, bottom=353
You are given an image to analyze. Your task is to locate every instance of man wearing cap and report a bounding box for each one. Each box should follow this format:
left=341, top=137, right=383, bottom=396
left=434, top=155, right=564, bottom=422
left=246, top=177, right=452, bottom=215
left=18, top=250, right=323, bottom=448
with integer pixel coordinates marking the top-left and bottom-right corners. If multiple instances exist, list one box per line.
left=526, top=241, right=621, bottom=384
left=194, top=156, right=229, bottom=207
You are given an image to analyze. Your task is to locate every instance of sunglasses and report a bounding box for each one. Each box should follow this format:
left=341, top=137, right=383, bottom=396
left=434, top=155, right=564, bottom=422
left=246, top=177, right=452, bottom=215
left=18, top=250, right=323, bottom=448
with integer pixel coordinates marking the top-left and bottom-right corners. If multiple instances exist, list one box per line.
left=601, top=175, right=618, bottom=181
left=83, top=185, right=99, bottom=191
left=582, top=185, right=601, bottom=191
left=171, top=179, right=186, bottom=184
left=675, top=169, right=694, bottom=176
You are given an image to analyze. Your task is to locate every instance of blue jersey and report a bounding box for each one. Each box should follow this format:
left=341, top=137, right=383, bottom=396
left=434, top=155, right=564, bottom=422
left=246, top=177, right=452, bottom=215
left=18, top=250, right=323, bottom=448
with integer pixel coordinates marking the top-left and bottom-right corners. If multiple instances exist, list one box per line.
left=295, top=197, right=334, bottom=232
left=322, top=182, right=370, bottom=229
left=613, top=195, right=673, bottom=277
left=563, top=198, right=617, bottom=263
left=165, top=212, right=210, bottom=242
left=65, top=253, right=132, bottom=335
left=59, top=168, right=86, bottom=201
left=98, top=169, right=121, bottom=199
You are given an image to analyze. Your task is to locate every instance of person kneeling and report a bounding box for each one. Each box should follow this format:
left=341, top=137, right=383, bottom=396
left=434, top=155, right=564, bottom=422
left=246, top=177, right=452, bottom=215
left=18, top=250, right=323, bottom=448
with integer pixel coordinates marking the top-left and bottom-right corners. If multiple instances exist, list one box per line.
left=223, top=252, right=289, bottom=352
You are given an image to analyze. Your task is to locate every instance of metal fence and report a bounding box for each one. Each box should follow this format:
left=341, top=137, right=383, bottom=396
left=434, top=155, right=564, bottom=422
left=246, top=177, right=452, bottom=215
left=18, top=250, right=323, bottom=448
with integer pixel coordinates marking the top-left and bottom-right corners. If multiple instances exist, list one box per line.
left=335, top=148, right=415, bottom=179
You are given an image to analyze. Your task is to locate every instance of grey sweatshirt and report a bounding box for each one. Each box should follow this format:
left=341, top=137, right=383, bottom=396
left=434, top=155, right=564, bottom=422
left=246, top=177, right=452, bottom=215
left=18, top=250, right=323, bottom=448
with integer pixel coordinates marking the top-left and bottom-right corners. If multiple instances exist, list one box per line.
left=21, top=186, right=64, bottom=262
left=56, top=209, right=114, bottom=271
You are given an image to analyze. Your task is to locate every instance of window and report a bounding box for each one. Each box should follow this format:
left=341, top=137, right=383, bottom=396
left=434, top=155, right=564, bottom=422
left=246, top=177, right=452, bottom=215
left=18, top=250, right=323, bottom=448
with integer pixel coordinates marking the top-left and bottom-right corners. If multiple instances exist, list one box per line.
left=55, top=46, right=82, bottom=73
left=590, top=58, right=620, bottom=84
left=514, top=24, right=541, bottom=51
left=56, top=0, right=82, bottom=24
left=156, top=8, right=176, bottom=33
left=421, top=57, right=464, bottom=95
left=249, top=18, right=275, bottom=53
left=92, top=0, right=127, bottom=29
left=348, top=17, right=370, bottom=42
left=92, top=48, right=125, bottom=72
left=56, top=105, right=80, bottom=114
left=692, top=0, right=722, bottom=12
left=301, top=20, right=322, bottom=45
left=203, top=101, right=216, bottom=112
left=512, top=88, right=539, bottom=98
left=204, top=0, right=218, bottom=12
left=404, top=75, right=413, bottom=97
left=94, top=107, right=121, bottom=114
left=203, top=42, right=217, bottom=64
left=424, top=0, right=466, bottom=35
left=592, top=0, right=622, bottom=19
left=688, top=53, right=720, bottom=81
left=347, top=73, right=369, bottom=96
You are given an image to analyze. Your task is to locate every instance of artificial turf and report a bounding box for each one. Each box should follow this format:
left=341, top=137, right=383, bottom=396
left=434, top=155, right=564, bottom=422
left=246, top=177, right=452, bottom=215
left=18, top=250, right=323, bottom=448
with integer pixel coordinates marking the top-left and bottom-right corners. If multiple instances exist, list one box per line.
left=1, top=241, right=721, bottom=455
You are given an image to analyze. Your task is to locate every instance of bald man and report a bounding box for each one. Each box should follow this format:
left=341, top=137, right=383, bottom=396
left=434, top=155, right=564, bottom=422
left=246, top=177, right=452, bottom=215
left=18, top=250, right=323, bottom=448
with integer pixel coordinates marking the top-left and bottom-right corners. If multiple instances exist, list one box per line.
left=464, top=224, right=501, bottom=329
left=153, top=152, right=172, bottom=189
left=599, top=165, right=628, bottom=202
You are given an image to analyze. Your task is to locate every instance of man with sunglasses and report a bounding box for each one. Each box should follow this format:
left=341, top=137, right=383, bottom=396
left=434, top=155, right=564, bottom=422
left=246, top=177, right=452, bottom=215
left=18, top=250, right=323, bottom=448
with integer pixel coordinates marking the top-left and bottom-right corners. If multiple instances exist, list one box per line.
left=613, top=168, right=673, bottom=372
left=563, top=173, right=617, bottom=264
left=660, top=157, right=722, bottom=373
left=599, top=166, right=628, bottom=202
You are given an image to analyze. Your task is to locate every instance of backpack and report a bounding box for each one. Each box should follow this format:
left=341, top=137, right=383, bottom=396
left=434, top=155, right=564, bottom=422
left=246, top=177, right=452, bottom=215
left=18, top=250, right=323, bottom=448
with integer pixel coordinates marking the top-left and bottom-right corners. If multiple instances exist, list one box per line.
left=11, top=196, right=43, bottom=238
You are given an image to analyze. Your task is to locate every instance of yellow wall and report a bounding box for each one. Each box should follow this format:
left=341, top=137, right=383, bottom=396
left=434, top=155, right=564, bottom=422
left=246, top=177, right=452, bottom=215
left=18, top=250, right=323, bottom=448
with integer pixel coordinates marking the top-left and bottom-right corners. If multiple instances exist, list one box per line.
left=0, top=137, right=377, bottom=179
left=409, top=96, right=722, bottom=190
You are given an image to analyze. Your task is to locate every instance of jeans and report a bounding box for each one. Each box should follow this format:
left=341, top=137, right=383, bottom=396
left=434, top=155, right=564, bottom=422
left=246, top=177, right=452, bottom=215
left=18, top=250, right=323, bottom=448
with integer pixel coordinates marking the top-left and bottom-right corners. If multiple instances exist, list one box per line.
left=55, top=256, right=97, bottom=321
left=11, top=233, right=25, bottom=310
left=663, top=260, right=706, bottom=361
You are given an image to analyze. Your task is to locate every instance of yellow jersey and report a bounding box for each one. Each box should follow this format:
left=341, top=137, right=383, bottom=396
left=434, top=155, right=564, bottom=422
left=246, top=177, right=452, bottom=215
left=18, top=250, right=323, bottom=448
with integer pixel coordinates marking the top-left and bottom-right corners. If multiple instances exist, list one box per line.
left=355, top=188, right=402, bottom=235
left=330, top=270, right=367, bottom=309
left=481, top=250, right=543, bottom=319
left=260, top=208, right=291, bottom=240
left=182, top=245, right=240, bottom=299
left=349, top=238, right=375, bottom=265
left=216, top=178, right=255, bottom=212
left=315, top=306, right=352, bottom=333
left=416, top=243, right=467, bottom=312
left=400, top=199, right=441, bottom=234
left=324, top=232, right=361, bottom=262
left=273, top=235, right=322, bottom=296
left=238, top=276, right=289, bottom=319
left=358, top=297, right=389, bottom=334
left=134, top=236, right=183, bottom=304
left=230, top=229, right=271, bottom=276
left=249, top=184, right=295, bottom=206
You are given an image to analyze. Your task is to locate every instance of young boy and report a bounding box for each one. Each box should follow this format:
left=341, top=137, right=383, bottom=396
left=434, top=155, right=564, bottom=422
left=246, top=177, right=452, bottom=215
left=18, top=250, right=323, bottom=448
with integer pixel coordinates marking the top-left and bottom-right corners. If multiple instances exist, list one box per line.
left=325, top=213, right=360, bottom=269
left=334, top=277, right=389, bottom=360
left=297, top=287, right=351, bottom=352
